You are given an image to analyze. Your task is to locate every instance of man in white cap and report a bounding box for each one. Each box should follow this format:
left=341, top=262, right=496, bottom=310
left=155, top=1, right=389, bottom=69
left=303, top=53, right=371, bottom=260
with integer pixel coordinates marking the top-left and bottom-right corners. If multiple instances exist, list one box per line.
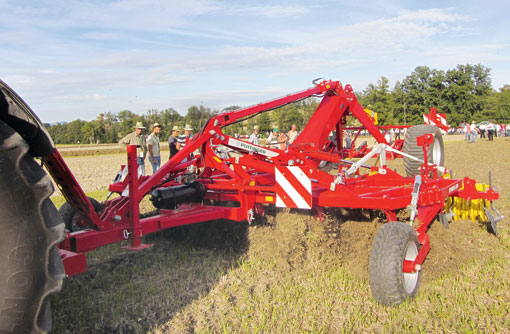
left=178, top=124, right=194, bottom=150
left=168, top=125, right=181, bottom=159
left=250, top=125, right=260, bottom=145
left=119, top=121, right=147, bottom=175
left=177, top=124, right=195, bottom=161
left=147, top=123, right=162, bottom=173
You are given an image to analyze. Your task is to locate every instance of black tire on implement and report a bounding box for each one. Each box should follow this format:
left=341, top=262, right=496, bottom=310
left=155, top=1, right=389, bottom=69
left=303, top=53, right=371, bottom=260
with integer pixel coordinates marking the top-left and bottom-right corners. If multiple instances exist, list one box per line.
left=403, top=124, right=444, bottom=177
left=0, top=121, right=65, bottom=333
left=369, top=222, right=421, bottom=306
left=59, top=197, right=102, bottom=232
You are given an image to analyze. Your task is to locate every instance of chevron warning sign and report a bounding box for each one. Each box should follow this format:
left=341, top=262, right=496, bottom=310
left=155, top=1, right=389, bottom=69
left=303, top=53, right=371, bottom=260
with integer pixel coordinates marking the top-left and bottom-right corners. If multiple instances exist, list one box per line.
left=423, top=108, right=448, bottom=132
left=275, top=166, right=312, bottom=209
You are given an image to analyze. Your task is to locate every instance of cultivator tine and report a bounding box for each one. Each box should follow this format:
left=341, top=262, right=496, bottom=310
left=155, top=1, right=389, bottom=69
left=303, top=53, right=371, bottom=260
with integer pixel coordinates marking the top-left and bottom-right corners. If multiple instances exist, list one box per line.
left=438, top=209, right=455, bottom=229
left=484, top=201, right=504, bottom=236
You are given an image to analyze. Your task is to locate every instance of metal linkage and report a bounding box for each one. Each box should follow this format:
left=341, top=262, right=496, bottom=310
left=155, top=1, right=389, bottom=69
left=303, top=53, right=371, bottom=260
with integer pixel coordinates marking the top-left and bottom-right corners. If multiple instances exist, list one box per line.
left=55, top=79, right=501, bottom=281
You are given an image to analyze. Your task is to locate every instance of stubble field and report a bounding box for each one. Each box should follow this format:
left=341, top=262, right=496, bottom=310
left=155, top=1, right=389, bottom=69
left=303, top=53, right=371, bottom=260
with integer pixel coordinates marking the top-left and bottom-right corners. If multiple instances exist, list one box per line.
left=50, top=135, right=510, bottom=333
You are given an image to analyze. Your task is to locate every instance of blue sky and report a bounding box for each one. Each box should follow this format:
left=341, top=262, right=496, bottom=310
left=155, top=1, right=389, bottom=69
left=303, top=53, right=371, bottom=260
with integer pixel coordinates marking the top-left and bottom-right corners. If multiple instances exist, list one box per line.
left=1, top=0, right=509, bottom=123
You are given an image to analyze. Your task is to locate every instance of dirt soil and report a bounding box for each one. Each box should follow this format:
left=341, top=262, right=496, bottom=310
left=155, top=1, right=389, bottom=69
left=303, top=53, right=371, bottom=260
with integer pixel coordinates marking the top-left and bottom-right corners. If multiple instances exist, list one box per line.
left=246, top=206, right=495, bottom=284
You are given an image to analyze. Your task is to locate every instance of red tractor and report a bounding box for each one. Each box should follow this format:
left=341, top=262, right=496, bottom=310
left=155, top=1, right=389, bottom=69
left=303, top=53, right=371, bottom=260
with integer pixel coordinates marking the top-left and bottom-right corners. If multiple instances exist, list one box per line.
left=0, top=79, right=502, bottom=333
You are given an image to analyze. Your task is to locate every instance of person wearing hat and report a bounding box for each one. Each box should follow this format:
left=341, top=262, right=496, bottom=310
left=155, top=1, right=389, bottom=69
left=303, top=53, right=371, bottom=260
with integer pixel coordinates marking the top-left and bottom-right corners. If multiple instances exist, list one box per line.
left=250, top=125, right=260, bottom=145
left=267, top=128, right=279, bottom=149
left=168, top=125, right=181, bottom=159
left=469, top=120, right=478, bottom=143
left=178, top=124, right=194, bottom=150
left=147, top=123, right=162, bottom=173
left=119, top=121, right=148, bottom=175
left=177, top=124, right=195, bottom=161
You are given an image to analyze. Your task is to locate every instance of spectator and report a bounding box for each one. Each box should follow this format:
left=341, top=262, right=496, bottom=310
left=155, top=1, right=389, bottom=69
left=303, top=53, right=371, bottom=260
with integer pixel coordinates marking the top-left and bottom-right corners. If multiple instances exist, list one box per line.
left=147, top=123, right=162, bottom=174
left=178, top=124, right=194, bottom=149
left=179, top=124, right=195, bottom=161
left=463, top=123, right=469, bottom=141
left=487, top=121, right=495, bottom=141
left=278, top=130, right=288, bottom=150
left=250, top=126, right=260, bottom=145
left=469, top=120, right=477, bottom=143
left=168, top=126, right=181, bottom=159
left=287, top=123, right=299, bottom=144
left=479, top=123, right=486, bottom=138
left=344, top=131, right=352, bottom=149
left=119, top=121, right=147, bottom=175
left=267, top=128, right=279, bottom=148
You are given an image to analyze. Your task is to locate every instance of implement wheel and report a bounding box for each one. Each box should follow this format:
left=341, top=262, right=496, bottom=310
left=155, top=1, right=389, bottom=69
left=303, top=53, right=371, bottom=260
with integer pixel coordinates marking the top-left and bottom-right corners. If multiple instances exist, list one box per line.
left=59, top=197, right=102, bottom=232
left=0, top=121, right=64, bottom=333
left=403, top=124, right=444, bottom=177
left=369, top=222, right=421, bottom=305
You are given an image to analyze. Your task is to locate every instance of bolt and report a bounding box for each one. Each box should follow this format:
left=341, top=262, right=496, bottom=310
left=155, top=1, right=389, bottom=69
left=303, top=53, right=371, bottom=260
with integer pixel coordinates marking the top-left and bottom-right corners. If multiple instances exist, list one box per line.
left=114, top=215, right=121, bottom=222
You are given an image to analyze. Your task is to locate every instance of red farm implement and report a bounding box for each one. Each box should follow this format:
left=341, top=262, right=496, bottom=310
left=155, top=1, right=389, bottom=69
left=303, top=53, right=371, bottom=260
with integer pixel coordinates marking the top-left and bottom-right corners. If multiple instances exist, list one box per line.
left=0, top=79, right=503, bottom=333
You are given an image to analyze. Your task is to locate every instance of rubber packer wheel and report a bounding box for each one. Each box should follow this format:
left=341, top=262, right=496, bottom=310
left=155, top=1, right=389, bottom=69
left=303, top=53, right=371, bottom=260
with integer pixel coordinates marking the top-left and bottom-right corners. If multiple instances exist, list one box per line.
left=369, top=222, right=421, bottom=306
left=0, top=121, right=65, bottom=333
left=403, top=124, right=444, bottom=177
left=59, top=197, right=102, bottom=232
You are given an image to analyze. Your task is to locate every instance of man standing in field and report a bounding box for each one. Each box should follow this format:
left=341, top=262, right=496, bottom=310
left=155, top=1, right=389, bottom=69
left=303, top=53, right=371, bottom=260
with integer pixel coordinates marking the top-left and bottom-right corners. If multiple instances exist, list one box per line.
left=178, top=124, right=194, bottom=149
left=147, top=123, right=162, bottom=173
left=168, top=126, right=181, bottom=160
left=487, top=121, right=495, bottom=141
left=250, top=126, right=260, bottom=145
left=267, top=128, right=279, bottom=148
left=464, top=123, right=469, bottom=141
left=119, top=121, right=147, bottom=175
left=287, top=123, right=299, bottom=144
left=469, top=120, right=477, bottom=143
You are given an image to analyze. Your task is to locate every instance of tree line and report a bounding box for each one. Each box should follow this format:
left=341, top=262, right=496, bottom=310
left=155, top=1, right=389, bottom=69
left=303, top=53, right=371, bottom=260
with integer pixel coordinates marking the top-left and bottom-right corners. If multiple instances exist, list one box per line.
left=46, top=63, right=510, bottom=144
left=357, top=64, right=510, bottom=126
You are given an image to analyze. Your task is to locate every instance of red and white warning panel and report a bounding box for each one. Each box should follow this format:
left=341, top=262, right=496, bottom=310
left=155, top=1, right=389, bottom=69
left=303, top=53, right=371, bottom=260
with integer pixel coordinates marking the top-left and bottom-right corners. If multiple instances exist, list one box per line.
left=275, top=166, right=312, bottom=209
left=423, top=108, right=448, bottom=132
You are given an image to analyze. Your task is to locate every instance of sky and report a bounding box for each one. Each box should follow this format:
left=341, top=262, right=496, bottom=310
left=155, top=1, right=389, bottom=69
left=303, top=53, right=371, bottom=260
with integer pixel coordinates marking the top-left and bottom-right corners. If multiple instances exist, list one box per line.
left=1, top=0, right=509, bottom=123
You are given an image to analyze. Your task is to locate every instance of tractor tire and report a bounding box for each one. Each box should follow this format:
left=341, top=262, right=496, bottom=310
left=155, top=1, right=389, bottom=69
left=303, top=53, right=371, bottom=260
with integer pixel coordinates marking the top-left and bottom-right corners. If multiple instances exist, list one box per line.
left=369, top=222, right=421, bottom=306
left=403, top=125, right=444, bottom=177
left=0, top=121, right=65, bottom=333
left=59, top=197, right=102, bottom=232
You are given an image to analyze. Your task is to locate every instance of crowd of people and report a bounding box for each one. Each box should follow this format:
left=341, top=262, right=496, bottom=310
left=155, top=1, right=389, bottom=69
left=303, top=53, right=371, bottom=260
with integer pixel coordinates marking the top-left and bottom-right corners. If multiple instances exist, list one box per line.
left=119, top=122, right=195, bottom=175
left=119, top=118, right=504, bottom=176
left=249, top=123, right=300, bottom=149
left=458, top=121, right=510, bottom=143
left=118, top=122, right=305, bottom=176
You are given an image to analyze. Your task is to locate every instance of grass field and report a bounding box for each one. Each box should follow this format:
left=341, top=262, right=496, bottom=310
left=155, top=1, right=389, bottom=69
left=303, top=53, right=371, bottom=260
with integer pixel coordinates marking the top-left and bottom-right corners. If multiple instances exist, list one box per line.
left=50, top=136, right=510, bottom=334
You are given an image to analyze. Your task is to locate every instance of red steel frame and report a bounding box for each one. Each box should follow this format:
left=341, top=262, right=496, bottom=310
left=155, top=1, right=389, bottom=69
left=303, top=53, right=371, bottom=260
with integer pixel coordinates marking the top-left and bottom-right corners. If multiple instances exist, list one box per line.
left=42, top=80, right=498, bottom=277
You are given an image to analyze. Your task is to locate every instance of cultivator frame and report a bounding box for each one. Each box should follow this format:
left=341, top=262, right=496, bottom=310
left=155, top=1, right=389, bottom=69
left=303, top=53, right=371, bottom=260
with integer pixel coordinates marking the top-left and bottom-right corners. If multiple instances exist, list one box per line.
left=44, top=79, right=501, bottom=304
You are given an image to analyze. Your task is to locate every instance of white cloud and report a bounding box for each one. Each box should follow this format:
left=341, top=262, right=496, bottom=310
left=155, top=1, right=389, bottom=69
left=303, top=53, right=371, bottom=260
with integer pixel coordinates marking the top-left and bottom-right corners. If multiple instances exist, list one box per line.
left=1, top=2, right=509, bottom=122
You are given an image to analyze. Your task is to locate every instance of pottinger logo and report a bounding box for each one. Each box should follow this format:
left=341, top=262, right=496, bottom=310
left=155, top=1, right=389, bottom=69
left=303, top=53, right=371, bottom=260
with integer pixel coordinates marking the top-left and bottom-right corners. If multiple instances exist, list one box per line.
left=227, top=138, right=279, bottom=157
